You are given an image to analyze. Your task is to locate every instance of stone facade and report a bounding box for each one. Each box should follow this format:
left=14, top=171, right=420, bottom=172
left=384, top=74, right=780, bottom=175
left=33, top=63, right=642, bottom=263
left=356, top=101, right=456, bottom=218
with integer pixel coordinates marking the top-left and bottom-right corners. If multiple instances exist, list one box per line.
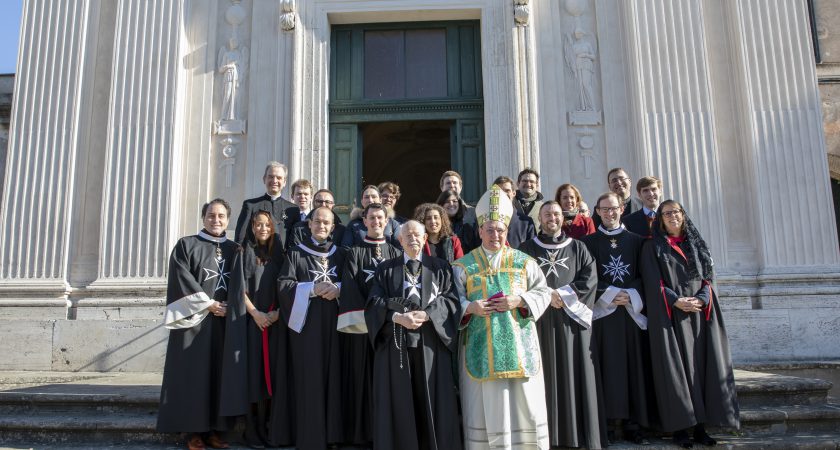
left=1, top=0, right=839, bottom=371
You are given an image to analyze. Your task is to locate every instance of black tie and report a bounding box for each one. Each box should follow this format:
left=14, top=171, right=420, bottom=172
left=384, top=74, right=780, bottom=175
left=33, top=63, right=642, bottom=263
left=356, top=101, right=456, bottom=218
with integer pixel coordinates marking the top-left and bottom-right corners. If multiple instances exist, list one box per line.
left=404, top=259, right=422, bottom=348
left=406, top=259, right=421, bottom=277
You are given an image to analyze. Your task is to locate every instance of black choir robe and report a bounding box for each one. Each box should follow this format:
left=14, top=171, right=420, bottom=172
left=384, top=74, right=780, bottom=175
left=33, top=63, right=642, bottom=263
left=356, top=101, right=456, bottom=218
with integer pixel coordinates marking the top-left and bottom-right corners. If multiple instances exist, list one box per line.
left=518, top=235, right=607, bottom=449
left=366, top=255, right=463, bottom=450
left=581, top=227, right=657, bottom=428
left=338, top=237, right=402, bottom=445
left=275, top=240, right=347, bottom=450
left=640, top=233, right=739, bottom=432
left=157, top=232, right=248, bottom=433
left=234, top=194, right=295, bottom=246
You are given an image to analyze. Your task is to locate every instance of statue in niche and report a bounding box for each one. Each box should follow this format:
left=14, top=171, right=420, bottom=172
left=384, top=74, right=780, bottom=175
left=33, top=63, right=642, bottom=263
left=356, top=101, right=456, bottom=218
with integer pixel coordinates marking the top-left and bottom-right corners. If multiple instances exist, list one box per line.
left=218, top=37, right=249, bottom=122
left=564, top=26, right=596, bottom=112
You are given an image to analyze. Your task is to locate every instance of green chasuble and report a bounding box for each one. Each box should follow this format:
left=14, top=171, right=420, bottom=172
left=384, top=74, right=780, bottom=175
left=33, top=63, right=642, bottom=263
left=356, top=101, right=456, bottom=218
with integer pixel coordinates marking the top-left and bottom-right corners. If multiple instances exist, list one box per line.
left=453, top=247, right=542, bottom=380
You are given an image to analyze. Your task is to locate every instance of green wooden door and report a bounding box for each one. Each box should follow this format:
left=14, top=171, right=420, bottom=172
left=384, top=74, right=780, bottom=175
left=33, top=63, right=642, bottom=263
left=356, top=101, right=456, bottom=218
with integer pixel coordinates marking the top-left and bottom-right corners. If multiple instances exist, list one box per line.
left=452, top=119, right=485, bottom=204
left=328, top=124, right=360, bottom=222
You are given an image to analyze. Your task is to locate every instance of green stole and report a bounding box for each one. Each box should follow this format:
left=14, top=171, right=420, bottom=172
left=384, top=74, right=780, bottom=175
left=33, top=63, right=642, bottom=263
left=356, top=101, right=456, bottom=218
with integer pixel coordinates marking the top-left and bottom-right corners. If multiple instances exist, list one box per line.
left=453, top=247, right=541, bottom=380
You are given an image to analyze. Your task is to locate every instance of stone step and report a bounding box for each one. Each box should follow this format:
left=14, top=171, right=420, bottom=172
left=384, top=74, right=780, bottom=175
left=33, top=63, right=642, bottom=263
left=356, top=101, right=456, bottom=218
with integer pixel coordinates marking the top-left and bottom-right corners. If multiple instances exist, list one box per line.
left=0, top=411, right=171, bottom=445
left=735, top=369, right=833, bottom=408
left=736, top=403, right=840, bottom=436
left=0, top=382, right=159, bottom=415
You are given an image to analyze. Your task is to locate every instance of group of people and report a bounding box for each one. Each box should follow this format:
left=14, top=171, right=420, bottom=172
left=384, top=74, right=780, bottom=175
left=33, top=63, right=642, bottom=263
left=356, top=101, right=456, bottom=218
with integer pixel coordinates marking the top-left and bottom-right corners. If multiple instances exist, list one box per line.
left=156, top=161, right=740, bottom=450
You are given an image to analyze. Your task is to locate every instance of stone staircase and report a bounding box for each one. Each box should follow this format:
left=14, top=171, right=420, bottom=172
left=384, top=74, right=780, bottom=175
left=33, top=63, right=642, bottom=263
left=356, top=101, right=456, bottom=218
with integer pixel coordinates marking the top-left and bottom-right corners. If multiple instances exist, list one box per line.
left=0, top=370, right=837, bottom=448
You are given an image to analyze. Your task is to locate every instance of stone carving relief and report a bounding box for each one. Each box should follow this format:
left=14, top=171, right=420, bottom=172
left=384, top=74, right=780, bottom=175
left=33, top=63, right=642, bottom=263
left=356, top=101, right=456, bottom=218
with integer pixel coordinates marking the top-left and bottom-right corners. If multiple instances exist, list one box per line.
left=214, top=0, right=250, bottom=187
left=280, top=0, right=296, bottom=32
left=514, top=0, right=530, bottom=26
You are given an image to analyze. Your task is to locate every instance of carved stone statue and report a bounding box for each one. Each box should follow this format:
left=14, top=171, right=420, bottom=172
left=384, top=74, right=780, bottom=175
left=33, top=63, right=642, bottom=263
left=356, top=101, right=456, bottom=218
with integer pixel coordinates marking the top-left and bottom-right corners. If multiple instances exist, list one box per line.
left=564, top=26, right=596, bottom=112
left=218, top=37, right=249, bottom=122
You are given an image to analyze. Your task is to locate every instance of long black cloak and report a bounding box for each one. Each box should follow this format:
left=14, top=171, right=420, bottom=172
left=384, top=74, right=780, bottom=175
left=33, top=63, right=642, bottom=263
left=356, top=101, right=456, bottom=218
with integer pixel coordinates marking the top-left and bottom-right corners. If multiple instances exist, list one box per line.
left=338, top=237, right=401, bottom=445
left=639, top=230, right=739, bottom=432
left=581, top=226, right=657, bottom=428
left=274, top=240, right=346, bottom=450
left=365, top=255, right=463, bottom=450
left=518, top=235, right=607, bottom=449
left=157, top=232, right=248, bottom=433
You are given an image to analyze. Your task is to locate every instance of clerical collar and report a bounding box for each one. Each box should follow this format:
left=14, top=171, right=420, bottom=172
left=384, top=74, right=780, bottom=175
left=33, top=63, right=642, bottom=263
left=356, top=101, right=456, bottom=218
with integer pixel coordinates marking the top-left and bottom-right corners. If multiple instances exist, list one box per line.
left=198, top=229, right=227, bottom=243
left=532, top=234, right=572, bottom=250
left=363, top=236, right=386, bottom=245
left=299, top=238, right=336, bottom=258
left=598, top=224, right=626, bottom=236
left=403, top=252, right=423, bottom=263
left=267, top=192, right=282, bottom=201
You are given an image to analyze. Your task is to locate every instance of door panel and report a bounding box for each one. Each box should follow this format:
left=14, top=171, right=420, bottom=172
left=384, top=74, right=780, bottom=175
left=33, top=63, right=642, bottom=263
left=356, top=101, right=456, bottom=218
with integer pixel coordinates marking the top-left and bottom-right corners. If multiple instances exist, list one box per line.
left=329, top=124, right=361, bottom=222
left=452, top=119, right=485, bottom=204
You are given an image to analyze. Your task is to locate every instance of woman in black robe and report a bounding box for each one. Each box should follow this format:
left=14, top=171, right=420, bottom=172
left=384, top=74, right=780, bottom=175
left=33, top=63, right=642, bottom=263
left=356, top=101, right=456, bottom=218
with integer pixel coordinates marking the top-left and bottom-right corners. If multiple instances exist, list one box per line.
left=639, top=200, right=739, bottom=448
left=241, top=210, right=291, bottom=448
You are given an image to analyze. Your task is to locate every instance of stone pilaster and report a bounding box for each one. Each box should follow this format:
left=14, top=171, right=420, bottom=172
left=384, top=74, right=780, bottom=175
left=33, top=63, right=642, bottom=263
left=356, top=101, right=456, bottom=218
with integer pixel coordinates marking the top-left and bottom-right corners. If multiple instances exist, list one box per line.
left=90, top=0, right=184, bottom=288
left=623, top=0, right=728, bottom=267
left=512, top=0, right=541, bottom=171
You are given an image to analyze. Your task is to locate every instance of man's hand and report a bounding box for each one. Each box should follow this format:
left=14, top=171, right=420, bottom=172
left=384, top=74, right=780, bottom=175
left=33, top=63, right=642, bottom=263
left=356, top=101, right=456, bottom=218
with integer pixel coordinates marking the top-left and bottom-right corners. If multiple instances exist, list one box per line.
left=612, top=291, right=630, bottom=306
left=314, top=282, right=340, bottom=300
left=209, top=301, right=227, bottom=317
left=550, top=290, right=564, bottom=309
left=490, top=294, right=524, bottom=312
left=674, top=297, right=703, bottom=313
left=465, top=300, right=492, bottom=317
left=394, top=312, right=426, bottom=329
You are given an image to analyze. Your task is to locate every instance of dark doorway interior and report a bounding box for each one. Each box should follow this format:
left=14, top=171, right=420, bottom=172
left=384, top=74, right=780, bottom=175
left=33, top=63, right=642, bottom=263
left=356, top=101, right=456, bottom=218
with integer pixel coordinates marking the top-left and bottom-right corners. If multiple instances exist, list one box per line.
left=361, top=120, right=452, bottom=218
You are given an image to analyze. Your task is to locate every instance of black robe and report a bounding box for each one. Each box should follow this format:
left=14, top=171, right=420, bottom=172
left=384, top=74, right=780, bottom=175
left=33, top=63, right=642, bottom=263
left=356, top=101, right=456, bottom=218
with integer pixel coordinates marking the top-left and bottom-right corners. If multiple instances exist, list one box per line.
left=518, top=236, right=606, bottom=449
left=338, top=237, right=402, bottom=445
left=366, top=255, right=463, bottom=450
left=639, top=233, right=739, bottom=432
left=157, top=232, right=248, bottom=433
left=581, top=227, right=657, bottom=428
left=234, top=194, right=295, bottom=246
left=275, top=240, right=346, bottom=450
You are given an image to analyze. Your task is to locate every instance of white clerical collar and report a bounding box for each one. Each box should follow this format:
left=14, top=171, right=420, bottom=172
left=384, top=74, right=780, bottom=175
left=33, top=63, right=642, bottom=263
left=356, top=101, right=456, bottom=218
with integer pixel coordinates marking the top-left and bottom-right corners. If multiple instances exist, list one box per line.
left=403, top=252, right=423, bottom=264
left=598, top=224, right=626, bottom=236
left=198, top=230, right=227, bottom=243
left=531, top=236, right=572, bottom=250
left=299, top=239, right=336, bottom=258
left=364, top=236, right=386, bottom=244
left=643, top=206, right=656, bottom=217
left=267, top=192, right=282, bottom=201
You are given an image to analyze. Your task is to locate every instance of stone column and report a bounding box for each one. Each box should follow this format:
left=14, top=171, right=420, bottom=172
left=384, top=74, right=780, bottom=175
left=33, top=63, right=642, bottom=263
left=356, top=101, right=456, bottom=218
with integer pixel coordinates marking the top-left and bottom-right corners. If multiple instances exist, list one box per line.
left=511, top=0, right=541, bottom=172
left=729, top=0, right=840, bottom=272
left=89, top=0, right=184, bottom=290
left=623, top=0, right=728, bottom=266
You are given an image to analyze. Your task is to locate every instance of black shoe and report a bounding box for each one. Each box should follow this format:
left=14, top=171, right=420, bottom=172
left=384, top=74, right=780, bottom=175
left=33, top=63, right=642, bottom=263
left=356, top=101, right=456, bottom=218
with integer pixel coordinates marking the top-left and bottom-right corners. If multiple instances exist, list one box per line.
left=673, top=430, right=693, bottom=448
left=693, top=427, right=717, bottom=446
left=625, top=430, right=650, bottom=445
left=242, top=431, right=266, bottom=449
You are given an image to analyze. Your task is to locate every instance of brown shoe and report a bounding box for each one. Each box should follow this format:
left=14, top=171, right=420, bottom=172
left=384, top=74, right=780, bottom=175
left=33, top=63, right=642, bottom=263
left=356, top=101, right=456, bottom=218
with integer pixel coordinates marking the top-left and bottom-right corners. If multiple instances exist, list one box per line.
left=186, top=434, right=206, bottom=450
left=205, top=432, right=230, bottom=449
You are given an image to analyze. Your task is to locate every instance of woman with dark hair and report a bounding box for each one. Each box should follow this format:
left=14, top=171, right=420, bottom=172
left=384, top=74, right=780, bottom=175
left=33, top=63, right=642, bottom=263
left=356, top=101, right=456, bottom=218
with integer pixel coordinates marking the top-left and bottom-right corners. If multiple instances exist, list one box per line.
left=414, top=203, right=464, bottom=262
left=435, top=189, right=477, bottom=253
left=639, top=200, right=739, bottom=448
left=555, top=183, right=595, bottom=239
left=240, top=211, right=292, bottom=448
left=341, top=185, right=401, bottom=249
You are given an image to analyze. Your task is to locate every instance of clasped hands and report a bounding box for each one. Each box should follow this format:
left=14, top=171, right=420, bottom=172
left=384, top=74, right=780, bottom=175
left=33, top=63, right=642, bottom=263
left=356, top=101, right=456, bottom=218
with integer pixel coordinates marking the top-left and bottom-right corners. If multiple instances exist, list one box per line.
left=465, top=295, right=524, bottom=317
left=314, top=281, right=340, bottom=300
left=674, top=296, right=704, bottom=313
left=209, top=301, right=228, bottom=317
left=394, top=310, right=429, bottom=329
left=249, top=308, right=280, bottom=331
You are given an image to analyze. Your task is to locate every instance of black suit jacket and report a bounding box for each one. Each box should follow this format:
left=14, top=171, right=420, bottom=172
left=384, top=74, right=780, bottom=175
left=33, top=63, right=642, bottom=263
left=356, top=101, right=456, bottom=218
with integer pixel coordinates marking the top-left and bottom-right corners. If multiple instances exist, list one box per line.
left=234, top=194, right=295, bottom=246
left=623, top=208, right=654, bottom=237
left=506, top=210, right=537, bottom=249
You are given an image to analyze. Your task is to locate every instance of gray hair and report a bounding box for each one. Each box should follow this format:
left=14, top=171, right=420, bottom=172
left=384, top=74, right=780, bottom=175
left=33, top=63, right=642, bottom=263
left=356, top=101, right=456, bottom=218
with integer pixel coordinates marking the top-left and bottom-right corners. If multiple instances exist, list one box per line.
left=400, top=220, right=426, bottom=238
left=263, top=161, right=288, bottom=177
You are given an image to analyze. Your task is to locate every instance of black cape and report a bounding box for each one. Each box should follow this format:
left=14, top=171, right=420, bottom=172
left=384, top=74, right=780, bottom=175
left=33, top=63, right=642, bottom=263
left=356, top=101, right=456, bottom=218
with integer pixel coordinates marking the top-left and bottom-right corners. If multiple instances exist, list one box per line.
left=518, top=235, right=607, bottom=448
left=366, top=255, right=463, bottom=450
left=157, top=233, right=248, bottom=433
left=581, top=227, right=657, bottom=428
left=234, top=194, right=295, bottom=246
left=338, top=238, right=401, bottom=445
left=639, top=231, right=739, bottom=432
left=275, top=239, right=346, bottom=449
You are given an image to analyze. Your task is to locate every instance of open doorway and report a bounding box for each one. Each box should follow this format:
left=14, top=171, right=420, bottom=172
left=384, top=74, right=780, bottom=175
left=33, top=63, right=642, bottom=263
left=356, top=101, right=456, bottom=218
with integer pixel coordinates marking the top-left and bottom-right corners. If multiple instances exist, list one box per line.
left=361, top=120, right=452, bottom=218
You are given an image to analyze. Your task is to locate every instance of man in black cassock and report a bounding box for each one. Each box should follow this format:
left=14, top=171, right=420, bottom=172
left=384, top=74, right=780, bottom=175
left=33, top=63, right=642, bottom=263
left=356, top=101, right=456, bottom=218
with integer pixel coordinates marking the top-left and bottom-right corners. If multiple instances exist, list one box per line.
left=338, top=203, right=402, bottom=446
left=275, top=207, right=345, bottom=450
left=366, top=220, right=463, bottom=450
left=581, top=192, right=657, bottom=444
left=234, top=161, right=295, bottom=246
left=157, top=199, right=248, bottom=450
left=518, top=201, right=607, bottom=449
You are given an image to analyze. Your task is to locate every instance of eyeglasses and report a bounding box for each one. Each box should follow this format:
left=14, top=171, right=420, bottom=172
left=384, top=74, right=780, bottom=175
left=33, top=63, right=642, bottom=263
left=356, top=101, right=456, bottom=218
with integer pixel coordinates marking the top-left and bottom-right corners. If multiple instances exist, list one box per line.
left=314, top=199, right=335, bottom=205
left=662, top=210, right=683, bottom=218
left=380, top=194, right=397, bottom=200
left=609, top=177, right=630, bottom=185
left=597, top=206, right=621, bottom=214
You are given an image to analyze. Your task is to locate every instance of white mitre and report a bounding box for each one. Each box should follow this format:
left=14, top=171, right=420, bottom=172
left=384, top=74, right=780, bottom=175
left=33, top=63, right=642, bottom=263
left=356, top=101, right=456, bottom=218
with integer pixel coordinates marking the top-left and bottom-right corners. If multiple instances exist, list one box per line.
left=475, top=184, right=513, bottom=227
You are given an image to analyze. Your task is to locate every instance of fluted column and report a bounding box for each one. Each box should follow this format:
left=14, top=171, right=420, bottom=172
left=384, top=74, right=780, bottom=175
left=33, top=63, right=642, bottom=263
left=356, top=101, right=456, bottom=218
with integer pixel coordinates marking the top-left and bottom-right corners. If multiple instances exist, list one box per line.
left=0, top=0, right=92, bottom=293
left=92, top=0, right=183, bottom=286
left=511, top=0, right=541, bottom=171
left=624, top=0, right=727, bottom=266
left=731, top=0, right=840, bottom=271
